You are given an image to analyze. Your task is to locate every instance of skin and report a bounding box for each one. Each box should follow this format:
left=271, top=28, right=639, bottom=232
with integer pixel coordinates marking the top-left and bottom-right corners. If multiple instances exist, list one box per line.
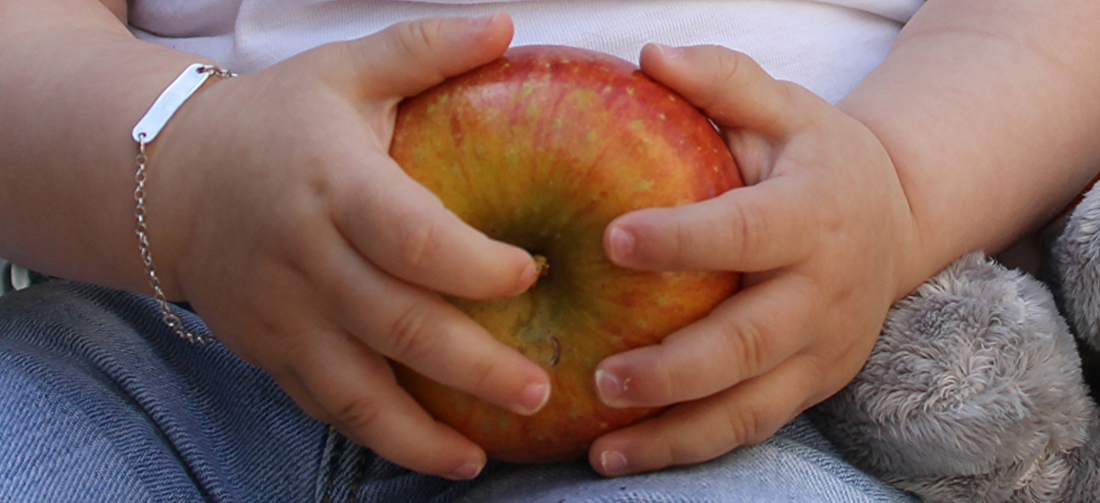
left=1, top=0, right=1099, bottom=483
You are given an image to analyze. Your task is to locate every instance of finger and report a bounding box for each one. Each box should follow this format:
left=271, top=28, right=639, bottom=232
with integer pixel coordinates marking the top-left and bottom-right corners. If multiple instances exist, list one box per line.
left=316, top=238, right=551, bottom=417
left=619, top=43, right=837, bottom=274
left=638, top=43, right=808, bottom=136
left=605, top=174, right=816, bottom=272
left=594, top=273, right=817, bottom=408
left=291, top=331, right=488, bottom=480
left=334, top=149, right=539, bottom=299
left=309, top=13, right=514, bottom=98
left=589, top=355, right=823, bottom=477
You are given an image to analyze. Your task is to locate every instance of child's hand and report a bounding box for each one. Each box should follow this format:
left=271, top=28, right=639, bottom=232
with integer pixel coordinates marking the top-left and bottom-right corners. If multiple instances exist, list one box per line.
left=142, top=14, right=550, bottom=480
left=588, top=44, right=920, bottom=476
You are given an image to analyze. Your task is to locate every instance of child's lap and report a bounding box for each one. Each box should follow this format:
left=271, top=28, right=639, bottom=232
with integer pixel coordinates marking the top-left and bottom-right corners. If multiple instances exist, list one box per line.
left=0, top=280, right=915, bottom=503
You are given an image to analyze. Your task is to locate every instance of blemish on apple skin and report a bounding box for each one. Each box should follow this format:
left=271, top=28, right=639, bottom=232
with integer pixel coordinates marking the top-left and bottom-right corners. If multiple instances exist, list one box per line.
left=521, top=82, right=535, bottom=99
left=587, top=131, right=598, bottom=143
left=630, top=120, right=644, bottom=130
left=668, top=94, right=678, bottom=102
left=550, top=337, right=561, bottom=366
left=659, top=113, right=667, bottom=120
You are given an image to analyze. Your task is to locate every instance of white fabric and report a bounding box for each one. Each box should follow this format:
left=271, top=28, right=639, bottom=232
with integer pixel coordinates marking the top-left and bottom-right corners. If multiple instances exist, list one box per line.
left=131, top=0, right=922, bottom=104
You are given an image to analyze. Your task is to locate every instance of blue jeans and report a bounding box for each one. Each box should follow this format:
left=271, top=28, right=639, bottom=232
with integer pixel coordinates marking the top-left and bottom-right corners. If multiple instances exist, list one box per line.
left=0, top=281, right=916, bottom=502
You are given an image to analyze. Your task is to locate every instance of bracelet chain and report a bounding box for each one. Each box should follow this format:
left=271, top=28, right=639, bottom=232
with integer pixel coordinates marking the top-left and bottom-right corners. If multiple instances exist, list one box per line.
left=133, top=64, right=235, bottom=345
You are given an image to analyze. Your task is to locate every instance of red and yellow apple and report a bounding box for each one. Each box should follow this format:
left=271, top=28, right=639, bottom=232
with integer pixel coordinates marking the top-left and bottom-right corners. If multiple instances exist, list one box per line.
left=389, top=45, right=742, bottom=463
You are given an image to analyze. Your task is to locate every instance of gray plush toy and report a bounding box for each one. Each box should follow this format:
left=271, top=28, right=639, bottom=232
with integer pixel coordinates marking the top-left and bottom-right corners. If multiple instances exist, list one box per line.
left=811, top=182, right=1100, bottom=503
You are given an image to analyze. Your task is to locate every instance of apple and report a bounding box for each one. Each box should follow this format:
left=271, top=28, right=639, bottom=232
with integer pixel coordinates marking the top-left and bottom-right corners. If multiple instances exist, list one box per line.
left=389, top=45, right=742, bottom=463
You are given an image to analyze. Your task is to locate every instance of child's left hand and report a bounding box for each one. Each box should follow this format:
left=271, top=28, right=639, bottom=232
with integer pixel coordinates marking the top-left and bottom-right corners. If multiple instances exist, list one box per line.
left=588, top=43, right=921, bottom=476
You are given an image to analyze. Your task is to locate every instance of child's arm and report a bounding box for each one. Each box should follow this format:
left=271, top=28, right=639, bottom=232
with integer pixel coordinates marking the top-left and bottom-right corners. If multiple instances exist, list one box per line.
left=0, top=2, right=549, bottom=480
left=587, top=0, right=1100, bottom=476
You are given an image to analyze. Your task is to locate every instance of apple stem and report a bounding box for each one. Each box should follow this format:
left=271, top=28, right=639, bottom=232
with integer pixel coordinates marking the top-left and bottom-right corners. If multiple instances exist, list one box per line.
left=531, top=255, right=550, bottom=287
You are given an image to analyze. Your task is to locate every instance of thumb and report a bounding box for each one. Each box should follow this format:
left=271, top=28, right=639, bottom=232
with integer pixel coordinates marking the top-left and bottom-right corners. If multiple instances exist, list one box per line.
left=307, top=13, right=514, bottom=98
left=638, top=43, right=810, bottom=137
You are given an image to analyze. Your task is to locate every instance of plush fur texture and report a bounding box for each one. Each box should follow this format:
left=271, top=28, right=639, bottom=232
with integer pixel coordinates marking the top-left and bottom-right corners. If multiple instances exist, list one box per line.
left=1054, top=185, right=1100, bottom=353
left=812, top=181, right=1100, bottom=503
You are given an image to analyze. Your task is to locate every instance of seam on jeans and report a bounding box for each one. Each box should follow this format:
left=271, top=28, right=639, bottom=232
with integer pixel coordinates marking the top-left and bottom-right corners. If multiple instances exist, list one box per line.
left=348, top=449, right=367, bottom=503
left=321, top=426, right=343, bottom=503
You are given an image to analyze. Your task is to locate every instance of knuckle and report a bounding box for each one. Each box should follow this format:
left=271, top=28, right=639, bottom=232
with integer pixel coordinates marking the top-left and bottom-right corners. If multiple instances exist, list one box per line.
left=695, top=49, right=743, bottom=113
left=729, top=197, right=768, bottom=263
left=332, top=397, right=386, bottom=437
left=397, top=20, right=432, bottom=54
left=723, top=401, right=765, bottom=446
left=466, top=353, right=513, bottom=398
left=393, top=211, right=437, bottom=273
left=659, top=439, right=688, bottom=469
left=645, top=359, right=682, bottom=405
left=669, top=219, right=693, bottom=265
left=394, top=20, right=446, bottom=77
left=716, top=50, right=744, bottom=89
left=467, top=359, right=497, bottom=390
left=386, top=304, right=439, bottom=363
left=804, top=364, right=840, bottom=407
left=717, top=317, right=770, bottom=378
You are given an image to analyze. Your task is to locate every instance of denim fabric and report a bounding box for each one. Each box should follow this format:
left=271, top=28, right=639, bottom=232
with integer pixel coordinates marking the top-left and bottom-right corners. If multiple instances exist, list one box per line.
left=457, top=417, right=919, bottom=503
left=0, top=281, right=917, bottom=503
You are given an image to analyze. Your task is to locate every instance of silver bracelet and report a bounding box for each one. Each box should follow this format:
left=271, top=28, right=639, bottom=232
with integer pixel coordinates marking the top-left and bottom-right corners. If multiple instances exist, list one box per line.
left=131, top=63, right=236, bottom=345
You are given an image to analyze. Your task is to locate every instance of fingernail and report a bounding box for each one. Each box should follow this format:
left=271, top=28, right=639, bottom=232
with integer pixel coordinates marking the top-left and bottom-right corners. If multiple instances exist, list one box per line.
left=448, top=462, right=484, bottom=480
left=513, top=382, right=550, bottom=415
left=513, top=260, right=539, bottom=295
left=595, top=369, right=625, bottom=406
left=653, top=43, right=683, bottom=60
left=470, top=12, right=497, bottom=29
left=608, top=227, right=635, bottom=264
left=600, top=450, right=628, bottom=476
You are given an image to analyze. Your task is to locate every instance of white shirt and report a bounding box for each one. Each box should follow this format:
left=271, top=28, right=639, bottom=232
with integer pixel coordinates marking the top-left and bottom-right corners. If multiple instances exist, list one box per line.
left=131, top=0, right=922, bottom=104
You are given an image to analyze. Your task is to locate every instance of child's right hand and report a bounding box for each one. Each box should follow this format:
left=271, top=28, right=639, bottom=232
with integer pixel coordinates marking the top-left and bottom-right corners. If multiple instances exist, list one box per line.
left=140, top=14, right=549, bottom=480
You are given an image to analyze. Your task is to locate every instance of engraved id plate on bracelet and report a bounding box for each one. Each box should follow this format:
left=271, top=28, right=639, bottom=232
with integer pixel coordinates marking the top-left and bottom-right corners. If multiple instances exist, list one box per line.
left=132, top=63, right=215, bottom=143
